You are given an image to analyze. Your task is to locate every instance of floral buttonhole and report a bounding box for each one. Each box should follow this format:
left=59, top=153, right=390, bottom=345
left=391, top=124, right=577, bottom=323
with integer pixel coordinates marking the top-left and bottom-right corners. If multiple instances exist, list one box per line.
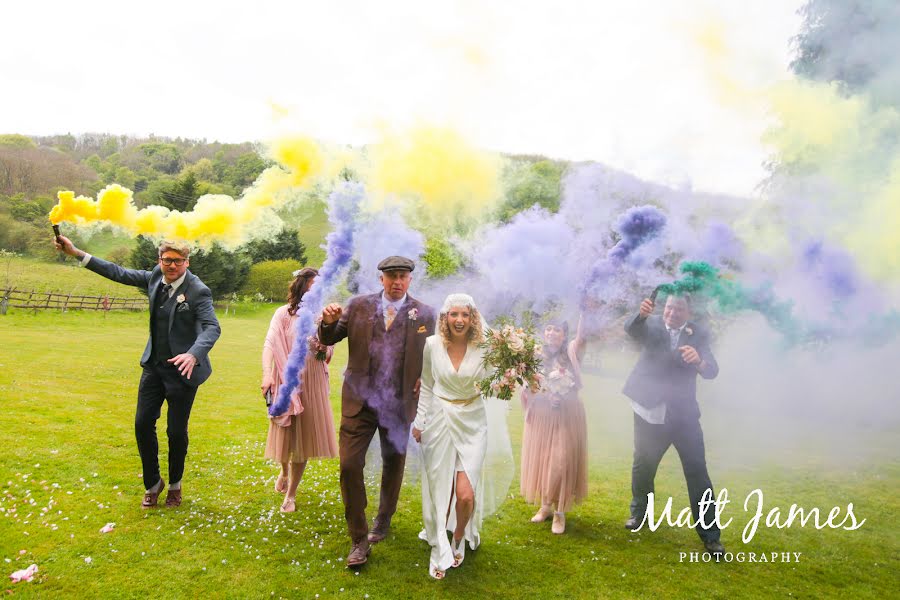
left=408, top=308, right=418, bottom=321
left=176, top=293, right=186, bottom=304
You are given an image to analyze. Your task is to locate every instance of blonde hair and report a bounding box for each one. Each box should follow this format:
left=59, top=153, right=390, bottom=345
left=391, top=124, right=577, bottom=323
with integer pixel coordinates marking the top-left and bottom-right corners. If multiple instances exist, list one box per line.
left=158, top=241, right=191, bottom=258
left=439, top=305, right=485, bottom=348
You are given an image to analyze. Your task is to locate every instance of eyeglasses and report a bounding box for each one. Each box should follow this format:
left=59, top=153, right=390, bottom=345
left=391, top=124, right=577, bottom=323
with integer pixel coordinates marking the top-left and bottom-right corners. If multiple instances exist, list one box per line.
left=159, top=257, right=186, bottom=266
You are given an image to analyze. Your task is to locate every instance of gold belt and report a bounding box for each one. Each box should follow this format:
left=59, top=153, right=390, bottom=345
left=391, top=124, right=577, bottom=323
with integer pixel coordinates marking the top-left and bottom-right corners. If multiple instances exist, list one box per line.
left=439, top=394, right=479, bottom=406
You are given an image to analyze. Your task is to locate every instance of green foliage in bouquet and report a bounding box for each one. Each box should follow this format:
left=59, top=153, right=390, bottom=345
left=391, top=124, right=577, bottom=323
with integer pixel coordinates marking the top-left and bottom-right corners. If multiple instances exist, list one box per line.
left=476, top=317, right=543, bottom=401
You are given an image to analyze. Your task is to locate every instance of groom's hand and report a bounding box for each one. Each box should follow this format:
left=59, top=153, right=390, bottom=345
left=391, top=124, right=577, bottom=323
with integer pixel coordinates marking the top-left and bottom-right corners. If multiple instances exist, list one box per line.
left=168, top=353, right=198, bottom=379
left=322, top=303, right=342, bottom=325
left=412, top=427, right=422, bottom=443
left=639, top=298, right=654, bottom=318
left=678, top=345, right=701, bottom=365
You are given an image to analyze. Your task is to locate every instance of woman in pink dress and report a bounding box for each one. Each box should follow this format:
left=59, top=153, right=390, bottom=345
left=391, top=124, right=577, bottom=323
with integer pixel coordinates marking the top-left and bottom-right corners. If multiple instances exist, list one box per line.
left=261, top=267, right=338, bottom=512
left=519, top=316, right=588, bottom=534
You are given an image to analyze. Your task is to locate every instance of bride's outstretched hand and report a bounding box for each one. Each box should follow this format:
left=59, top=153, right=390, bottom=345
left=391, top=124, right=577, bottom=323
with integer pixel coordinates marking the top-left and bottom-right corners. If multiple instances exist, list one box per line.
left=412, top=427, right=422, bottom=443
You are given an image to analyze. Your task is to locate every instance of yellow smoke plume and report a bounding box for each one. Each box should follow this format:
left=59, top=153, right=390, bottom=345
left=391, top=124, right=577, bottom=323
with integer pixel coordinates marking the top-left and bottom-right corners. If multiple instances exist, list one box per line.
left=688, top=14, right=900, bottom=282
left=764, top=79, right=900, bottom=280
left=365, top=126, right=501, bottom=221
left=49, top=136, right=326, bottom=247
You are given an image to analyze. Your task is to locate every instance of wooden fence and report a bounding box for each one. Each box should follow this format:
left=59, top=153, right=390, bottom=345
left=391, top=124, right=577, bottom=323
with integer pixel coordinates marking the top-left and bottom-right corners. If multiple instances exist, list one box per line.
left=0, top=288, right=146, bottom=312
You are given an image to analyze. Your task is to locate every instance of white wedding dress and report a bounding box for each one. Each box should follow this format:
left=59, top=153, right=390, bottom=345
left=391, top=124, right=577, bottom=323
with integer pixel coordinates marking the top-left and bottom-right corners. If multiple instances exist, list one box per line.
left=414, top=335, right=512, bottom=575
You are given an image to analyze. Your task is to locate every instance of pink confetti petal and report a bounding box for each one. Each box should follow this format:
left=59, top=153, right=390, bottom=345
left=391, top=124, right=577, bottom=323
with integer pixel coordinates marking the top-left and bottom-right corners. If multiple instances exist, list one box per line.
left=99, top=523, right=115, bottom=533
left=9, top=563, right=38, bottom=583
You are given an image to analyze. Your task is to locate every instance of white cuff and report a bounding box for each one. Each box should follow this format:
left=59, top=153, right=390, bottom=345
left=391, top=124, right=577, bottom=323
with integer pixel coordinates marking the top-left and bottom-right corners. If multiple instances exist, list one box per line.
left=80, top=253, right=92, bottom=267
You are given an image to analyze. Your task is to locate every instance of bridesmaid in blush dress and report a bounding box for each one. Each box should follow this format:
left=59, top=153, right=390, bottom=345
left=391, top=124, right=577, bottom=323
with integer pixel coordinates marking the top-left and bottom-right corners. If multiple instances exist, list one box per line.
left=519, top=315, right=588, bottom=534
left=261, top=267, right=338, bottom=512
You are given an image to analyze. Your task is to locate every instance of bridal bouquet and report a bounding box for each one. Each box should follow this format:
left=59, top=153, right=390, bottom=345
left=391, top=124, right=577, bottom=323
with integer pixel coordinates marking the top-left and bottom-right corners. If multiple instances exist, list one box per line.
left=476, top=320, right=543, bottom=401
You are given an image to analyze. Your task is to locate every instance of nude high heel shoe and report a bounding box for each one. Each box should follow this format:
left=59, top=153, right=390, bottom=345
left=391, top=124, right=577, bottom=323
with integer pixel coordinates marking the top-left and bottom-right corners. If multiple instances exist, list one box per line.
left=552, top=512, right=566, bottom=534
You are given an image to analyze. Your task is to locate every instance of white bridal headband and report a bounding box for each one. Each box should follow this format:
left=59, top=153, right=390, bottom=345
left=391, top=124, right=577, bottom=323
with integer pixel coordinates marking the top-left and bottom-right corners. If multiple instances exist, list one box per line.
left=440, top=293, right=477, bottom=314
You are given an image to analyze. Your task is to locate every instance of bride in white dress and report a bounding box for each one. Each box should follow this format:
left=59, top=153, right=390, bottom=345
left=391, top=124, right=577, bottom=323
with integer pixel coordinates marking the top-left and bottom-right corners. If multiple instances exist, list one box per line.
left=412, top=293, right=512, bottom=580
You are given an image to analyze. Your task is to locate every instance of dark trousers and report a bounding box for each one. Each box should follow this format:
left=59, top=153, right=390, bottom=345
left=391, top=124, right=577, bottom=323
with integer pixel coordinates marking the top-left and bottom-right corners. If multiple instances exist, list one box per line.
left=339, top=404, right=407, bottom=543
left=135, top=362, right=197, bottom=490
left=630, top=412, right=720, bottom=541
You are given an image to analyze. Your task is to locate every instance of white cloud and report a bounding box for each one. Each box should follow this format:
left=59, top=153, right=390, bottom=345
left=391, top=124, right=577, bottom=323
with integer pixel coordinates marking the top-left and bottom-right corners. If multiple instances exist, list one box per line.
left=0, top=0, right=802, bottom=196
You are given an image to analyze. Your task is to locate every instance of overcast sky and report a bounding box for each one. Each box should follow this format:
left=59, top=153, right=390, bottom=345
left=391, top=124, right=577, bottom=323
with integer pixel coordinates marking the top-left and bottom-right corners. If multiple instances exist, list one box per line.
left=2, top=0, right=802, bottom=196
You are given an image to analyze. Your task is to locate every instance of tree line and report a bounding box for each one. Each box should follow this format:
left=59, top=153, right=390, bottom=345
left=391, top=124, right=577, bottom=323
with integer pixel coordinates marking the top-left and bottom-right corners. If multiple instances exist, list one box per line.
left=0, top=132, right=568, bottom=299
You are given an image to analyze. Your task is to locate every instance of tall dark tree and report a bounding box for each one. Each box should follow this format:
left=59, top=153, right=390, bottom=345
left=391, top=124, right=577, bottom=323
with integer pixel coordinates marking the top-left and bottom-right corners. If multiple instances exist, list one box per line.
left=188, top=243, right=251, bottom=299
left=128, top=236, right=250, bottom=299
left=163, top=171, right=201, bottom=211
left=791, top=0, right=900, bottom=108
left=242, top=228, right=307, bottom=264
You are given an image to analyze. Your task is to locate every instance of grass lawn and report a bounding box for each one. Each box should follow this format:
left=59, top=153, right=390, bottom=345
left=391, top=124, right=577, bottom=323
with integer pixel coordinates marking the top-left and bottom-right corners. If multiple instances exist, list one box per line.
left=0, top=256, right=146, bottom=299
left=0, top=307, right=897, bottom=599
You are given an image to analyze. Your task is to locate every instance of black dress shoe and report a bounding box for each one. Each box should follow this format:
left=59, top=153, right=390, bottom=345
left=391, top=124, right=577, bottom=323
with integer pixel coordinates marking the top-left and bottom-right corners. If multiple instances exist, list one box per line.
left=704, top=539, right=725, bottom=555
left=624, top=516, right=642, bottom=530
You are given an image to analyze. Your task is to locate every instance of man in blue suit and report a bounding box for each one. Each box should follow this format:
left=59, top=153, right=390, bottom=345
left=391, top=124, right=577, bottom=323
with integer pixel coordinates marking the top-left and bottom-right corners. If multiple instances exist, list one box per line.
left=622, top=293, right=724, bottom=555
left=55, top=236, right=221, bottom=509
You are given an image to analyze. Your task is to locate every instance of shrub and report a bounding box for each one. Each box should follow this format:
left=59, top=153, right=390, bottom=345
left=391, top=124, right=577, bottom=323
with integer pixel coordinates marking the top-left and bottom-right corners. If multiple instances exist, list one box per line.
left=240, top=259, right=303, bottom=302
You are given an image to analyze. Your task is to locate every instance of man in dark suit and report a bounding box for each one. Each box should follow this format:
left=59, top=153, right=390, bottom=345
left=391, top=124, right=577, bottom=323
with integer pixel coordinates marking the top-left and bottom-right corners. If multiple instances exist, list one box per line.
left=319, top=256, right=436, bottom=568
left=622, top=293, right=724, bottom=555
left=55, top=236, right=221, bottom=509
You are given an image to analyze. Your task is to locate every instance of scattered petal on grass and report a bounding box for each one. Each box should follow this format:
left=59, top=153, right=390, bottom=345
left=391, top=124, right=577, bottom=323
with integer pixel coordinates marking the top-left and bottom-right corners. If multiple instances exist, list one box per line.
left=84, top=557, right=92, bottom=564
left=9, top=563, right=38, bottom=583
left=100, top=523, right=115, bottom=533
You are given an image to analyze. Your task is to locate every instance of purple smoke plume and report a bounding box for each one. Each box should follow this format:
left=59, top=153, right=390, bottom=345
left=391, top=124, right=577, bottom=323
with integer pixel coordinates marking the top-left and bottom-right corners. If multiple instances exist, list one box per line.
left=270, top=182, right=363, bottom=416
left=351, top=209, right=425, bottom=294
left=693, top=222, right=743, bottom=267
left=607, top=205, right=668, bottom=263
left=800, top=240, right=859, bottom=300
left=578, top=204, right=667, bottom=312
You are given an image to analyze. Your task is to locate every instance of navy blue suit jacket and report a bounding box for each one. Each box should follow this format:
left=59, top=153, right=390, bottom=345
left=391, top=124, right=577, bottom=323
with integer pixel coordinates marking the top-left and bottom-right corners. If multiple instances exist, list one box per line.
left=622, top=313, right=718, bottom=421
left=85, top=256, right=221, bottom=387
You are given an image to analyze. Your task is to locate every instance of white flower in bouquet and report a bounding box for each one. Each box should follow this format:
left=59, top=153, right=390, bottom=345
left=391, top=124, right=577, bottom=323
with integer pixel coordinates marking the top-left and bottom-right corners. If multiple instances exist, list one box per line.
left=546, top=367, right=576, bottom=397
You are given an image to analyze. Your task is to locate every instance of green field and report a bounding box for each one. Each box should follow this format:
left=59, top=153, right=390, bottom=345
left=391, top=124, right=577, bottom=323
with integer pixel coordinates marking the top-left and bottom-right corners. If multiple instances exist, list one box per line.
left=0, top=307, right=897, bottom=599
left=0, top=256, right=146, bottom=299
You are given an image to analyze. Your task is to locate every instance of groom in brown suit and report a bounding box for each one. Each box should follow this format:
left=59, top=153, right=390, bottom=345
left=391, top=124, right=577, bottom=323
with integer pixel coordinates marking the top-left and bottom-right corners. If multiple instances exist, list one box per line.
left=319, top=256, right=436, bottom=567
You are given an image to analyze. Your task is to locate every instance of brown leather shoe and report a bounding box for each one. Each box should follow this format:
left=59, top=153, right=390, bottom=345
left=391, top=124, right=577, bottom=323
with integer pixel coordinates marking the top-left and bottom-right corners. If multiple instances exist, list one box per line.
left=141, top=479, right=165, bottom=509
left=367, top=518, right=390, bottom=544
left=346, top=539, right=371, bottom=568
left=165, top=488, right=182, bottom=508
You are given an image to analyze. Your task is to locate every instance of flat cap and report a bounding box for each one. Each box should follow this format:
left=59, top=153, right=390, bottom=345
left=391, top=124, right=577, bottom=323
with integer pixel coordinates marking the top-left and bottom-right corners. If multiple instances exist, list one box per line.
left=377, top=255, right=415, bottom=272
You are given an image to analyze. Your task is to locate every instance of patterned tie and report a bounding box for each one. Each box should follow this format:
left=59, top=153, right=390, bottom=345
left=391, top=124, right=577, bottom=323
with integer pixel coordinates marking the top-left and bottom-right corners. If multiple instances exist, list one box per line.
left=385, top=305, right=397, bottom=330
left=668, top=327, right=679, bottom=350
left=159, top=283, right=173, bottom=305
